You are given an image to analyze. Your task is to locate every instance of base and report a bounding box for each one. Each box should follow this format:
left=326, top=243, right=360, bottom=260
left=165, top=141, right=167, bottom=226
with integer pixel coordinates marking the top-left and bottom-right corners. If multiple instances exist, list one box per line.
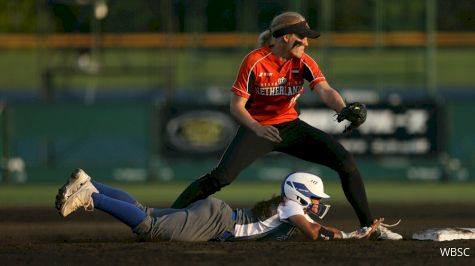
left=412, top=228, right=475, bottom=241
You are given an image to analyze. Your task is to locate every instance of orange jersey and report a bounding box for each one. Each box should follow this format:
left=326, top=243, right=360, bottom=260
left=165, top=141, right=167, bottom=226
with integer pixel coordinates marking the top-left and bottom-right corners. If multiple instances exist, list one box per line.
left=231, top=46, right=326, bottom=125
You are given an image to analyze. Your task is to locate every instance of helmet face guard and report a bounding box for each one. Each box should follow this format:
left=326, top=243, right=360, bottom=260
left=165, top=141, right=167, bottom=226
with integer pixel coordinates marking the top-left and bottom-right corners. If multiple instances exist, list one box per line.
left=306, top=203, right=331, bottom=220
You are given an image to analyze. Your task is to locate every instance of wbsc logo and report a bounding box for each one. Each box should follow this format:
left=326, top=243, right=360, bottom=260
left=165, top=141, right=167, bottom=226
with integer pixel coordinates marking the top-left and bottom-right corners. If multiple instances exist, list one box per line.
left=440, top=247, right=471, bottom=257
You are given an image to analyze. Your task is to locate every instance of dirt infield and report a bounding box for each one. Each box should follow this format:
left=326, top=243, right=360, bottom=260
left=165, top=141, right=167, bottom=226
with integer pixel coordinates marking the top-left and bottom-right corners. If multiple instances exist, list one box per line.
left=1, top=203, right=474, bottom=266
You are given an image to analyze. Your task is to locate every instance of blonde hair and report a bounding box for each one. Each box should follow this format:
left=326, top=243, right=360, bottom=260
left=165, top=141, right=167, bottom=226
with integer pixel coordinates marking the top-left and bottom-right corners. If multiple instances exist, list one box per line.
left=257, top=11, right=306, bottom=47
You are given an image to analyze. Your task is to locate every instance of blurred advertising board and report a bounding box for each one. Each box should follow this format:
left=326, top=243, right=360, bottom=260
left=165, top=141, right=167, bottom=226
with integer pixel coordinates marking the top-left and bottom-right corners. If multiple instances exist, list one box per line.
left=161, top=102, right=444, bottom=158
left=300, top=103, right=444, bottom=157
left=161, top=104, right=237, bottom=158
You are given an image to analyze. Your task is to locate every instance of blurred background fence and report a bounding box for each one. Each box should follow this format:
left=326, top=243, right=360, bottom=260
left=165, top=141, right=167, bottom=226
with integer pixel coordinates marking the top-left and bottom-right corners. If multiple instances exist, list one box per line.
left=0, top=0, right=474, bottom=184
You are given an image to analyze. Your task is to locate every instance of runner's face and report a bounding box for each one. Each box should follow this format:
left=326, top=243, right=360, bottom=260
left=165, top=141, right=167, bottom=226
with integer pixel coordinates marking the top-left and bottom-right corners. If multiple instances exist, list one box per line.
left=309, top=198, right=320, bottom=213
left=287, top=34, right=308, bottom=58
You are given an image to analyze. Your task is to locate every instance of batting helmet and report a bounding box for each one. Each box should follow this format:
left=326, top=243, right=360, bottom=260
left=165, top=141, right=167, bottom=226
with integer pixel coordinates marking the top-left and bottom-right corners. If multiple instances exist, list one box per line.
left=281, top=172, right=331, bottom=219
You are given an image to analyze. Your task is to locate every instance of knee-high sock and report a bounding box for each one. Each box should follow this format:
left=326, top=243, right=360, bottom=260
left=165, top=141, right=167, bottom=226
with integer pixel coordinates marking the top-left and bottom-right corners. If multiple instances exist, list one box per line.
left=92, top=193, right=146, bottom=228
left=92, top=181, right=137, bottom=204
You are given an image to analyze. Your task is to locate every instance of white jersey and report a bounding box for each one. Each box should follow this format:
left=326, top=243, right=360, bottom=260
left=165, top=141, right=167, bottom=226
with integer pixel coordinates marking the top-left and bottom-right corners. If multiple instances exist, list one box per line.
left=233, top=200, right=314, bottom=238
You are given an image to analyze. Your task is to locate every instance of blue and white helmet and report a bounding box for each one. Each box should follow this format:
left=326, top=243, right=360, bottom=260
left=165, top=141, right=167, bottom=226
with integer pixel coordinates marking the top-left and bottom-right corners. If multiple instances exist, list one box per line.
left=282, top=172, right=331, bottom=219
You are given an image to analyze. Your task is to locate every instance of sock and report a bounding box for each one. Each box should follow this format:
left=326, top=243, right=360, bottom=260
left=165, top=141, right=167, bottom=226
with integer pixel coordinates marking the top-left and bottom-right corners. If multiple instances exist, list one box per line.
left=92, top=181, right=137, bottom=204
left=92, top=193, right=147, bottom=228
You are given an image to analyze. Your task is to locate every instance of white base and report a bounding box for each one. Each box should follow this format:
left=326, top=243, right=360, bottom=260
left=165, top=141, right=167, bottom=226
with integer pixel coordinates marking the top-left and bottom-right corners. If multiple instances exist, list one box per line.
left=412, top=228, right=475, bottom=241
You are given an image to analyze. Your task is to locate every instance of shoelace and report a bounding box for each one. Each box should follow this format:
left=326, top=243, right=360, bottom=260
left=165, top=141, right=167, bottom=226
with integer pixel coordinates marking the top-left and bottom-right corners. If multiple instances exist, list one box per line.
left=380, top=219, right=401, bottom=228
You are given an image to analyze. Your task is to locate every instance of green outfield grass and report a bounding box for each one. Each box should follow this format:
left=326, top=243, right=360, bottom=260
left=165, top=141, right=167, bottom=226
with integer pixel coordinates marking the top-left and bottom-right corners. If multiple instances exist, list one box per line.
left=0, top=181, right=473, bottom=207
left=0, top=47, right=474, bottom=91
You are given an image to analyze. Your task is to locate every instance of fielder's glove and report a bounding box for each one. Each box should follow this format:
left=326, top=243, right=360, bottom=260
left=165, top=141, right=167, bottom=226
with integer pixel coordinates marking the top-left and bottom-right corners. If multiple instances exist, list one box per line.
left=336, top=102, right=367, bottom=133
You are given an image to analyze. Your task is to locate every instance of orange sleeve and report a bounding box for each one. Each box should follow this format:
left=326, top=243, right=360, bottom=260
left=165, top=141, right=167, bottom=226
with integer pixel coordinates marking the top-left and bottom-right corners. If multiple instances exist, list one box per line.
left=231, top=55, right=254, bottom=99
left=302, top=54, right=326, bottom=90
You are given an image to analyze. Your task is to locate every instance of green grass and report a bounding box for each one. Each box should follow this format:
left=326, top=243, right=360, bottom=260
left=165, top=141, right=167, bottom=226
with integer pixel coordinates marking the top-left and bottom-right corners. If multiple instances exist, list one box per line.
left=0, top=47, right=474, bottom=91
left=0, top=181, right=473, bottom=207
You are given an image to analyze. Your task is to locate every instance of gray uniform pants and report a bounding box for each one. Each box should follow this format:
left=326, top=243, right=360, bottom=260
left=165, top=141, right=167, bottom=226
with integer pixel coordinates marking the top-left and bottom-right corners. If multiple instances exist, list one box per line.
left=133, top=197, right=235, bottom=241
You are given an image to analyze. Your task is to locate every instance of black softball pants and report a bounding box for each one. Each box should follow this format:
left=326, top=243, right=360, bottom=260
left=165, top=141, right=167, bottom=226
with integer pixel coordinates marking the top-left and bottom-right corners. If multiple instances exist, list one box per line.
left=171, top=118, right=373, bottom=227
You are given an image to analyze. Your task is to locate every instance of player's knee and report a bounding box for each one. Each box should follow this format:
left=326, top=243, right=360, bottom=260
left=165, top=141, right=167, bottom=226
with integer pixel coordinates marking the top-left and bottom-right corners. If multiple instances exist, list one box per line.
left=338, top=153, right=359, bottom=176
left=132, top=215, right=154, bottom=240
left=207, top=168, right=235, bottom=187
left=198, top=172, right=229, bottom=194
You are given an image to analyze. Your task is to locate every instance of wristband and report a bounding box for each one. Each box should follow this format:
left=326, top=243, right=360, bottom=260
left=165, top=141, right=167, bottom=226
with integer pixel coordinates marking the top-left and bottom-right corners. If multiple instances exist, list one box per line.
left=317, top=227, right=335, bottom=240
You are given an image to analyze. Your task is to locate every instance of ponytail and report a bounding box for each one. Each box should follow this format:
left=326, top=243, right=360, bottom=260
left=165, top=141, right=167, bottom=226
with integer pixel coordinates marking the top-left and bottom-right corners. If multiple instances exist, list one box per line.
left=257, top=30, right=272, bottom=48
left=251, top=195, right=285, bottom=220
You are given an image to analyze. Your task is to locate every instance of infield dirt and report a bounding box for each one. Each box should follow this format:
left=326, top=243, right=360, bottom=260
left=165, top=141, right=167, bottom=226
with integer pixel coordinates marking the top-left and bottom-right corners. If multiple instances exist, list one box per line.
left=1, top=203, right=474, bottom=266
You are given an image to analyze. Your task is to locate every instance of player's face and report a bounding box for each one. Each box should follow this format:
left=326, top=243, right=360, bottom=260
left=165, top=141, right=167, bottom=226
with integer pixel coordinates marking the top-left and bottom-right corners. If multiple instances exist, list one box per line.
left=308, top=198, right=321, bottom=213
left=287, top=34, right=308, bottom=59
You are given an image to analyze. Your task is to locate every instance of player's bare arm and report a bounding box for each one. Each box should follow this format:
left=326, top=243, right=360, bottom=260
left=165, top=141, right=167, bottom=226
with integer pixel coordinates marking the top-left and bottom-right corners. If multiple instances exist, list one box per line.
left=230, top=94, right=282, bottom=143
left=313, top=81, right=346, bottom=113
left=288, top=215, right=343, bottom=240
